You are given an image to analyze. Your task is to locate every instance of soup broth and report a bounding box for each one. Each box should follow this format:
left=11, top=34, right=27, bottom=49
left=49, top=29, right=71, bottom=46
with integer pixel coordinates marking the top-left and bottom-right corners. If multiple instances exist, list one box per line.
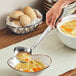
left=60, top=20, right=76, bottom=37
left=16, top=52, right=30, bottom=62
left=15, top=60, right=45, bottom=72
left=15, top=52, right=45, bottom=72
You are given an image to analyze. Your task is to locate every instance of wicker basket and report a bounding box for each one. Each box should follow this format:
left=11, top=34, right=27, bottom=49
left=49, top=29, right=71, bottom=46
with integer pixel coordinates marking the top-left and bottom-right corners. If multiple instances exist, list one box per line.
left=6, top=9, right=43, bottom=35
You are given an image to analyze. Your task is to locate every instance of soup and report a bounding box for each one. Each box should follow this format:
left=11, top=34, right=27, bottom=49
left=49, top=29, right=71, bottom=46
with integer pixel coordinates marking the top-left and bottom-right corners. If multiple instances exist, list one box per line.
left=15, top=52, right=45, bottom=72
left=60, top=20, right=76, bottom=37
left=15, top=60, right=45, bottom=72
left=16, top=52, right=30, bottom=62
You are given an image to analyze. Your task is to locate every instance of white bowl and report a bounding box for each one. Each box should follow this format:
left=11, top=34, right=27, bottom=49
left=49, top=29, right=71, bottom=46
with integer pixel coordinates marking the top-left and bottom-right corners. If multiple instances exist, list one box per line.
left=57, top=14, right=76, bottom=49
left=7, top=54, right=52, bottom=76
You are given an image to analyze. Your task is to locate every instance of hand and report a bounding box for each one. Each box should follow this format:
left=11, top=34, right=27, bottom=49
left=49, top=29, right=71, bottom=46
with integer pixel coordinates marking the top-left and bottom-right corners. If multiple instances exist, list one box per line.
left=46, top=1, right=63, bottom=27
left=46, top=0, right=76, bottom=27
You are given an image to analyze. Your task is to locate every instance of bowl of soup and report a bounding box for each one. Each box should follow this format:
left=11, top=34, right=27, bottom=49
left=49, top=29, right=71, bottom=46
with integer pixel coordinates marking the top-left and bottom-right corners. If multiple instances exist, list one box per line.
left=57, top=15, right=76, bottom=49
left=7, top=54, right=52, bottom=76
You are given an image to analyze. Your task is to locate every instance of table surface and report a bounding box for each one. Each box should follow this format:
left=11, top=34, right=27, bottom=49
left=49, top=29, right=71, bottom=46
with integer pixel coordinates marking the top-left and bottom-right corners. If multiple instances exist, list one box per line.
left=0, top=22, right=47, bottom=49
left=0, top=30, right=76, bottom=76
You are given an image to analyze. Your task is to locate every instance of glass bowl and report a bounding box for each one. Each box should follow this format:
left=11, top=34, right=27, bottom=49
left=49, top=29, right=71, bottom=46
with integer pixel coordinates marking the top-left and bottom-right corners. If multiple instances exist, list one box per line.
left=7, top=54, right=52, bottom=76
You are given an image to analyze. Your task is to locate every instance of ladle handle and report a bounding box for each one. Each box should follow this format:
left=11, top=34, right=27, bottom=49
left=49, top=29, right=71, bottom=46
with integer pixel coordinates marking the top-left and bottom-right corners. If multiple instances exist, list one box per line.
left=31, top=25, right=52, bottom=50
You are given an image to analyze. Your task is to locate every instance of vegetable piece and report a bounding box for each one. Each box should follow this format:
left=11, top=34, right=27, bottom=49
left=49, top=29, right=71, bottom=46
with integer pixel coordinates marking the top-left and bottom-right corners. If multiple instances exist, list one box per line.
left=24, top=69, right=31, bottom=72
left=66, top=28, right=73, bottom=32
left=38, top=67, right=42, bottom=71
left=25, top=58, right=29, bottom=62
left=33, top=68, right=39, bottom=72
left=61, top=25, right=73, bottom=32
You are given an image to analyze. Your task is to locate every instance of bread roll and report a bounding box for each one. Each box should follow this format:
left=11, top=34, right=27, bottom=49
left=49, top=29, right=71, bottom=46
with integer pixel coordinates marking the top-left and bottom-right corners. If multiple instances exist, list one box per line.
left=23, top=6, right=36, bottom=20
left=20, top=14, right=31, bottom=26
left=10, top=11, right=24, bottom=19
left=13, top=20, right=22, bottom=26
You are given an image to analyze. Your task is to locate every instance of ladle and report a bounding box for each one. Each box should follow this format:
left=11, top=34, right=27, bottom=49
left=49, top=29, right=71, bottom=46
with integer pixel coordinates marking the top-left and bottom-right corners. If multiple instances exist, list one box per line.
left=14, top=2, right=76, bottom=63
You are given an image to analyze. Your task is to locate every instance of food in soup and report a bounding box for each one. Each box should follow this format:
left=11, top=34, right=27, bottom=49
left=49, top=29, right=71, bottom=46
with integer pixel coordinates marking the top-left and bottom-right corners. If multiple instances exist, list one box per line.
left=16, top=52, right=45, bottom=72
left=16, top=52, right=31, bottom=62
left=15, top=60, right=45, bottom=72
left=60, top=20, right=76, bottom=37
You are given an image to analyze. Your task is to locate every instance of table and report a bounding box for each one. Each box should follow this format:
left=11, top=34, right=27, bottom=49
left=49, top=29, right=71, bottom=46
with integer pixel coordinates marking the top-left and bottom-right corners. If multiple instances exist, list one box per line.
left=0, top=22, right=47, bottom=49
left=0, top=30, right=76, bottom=76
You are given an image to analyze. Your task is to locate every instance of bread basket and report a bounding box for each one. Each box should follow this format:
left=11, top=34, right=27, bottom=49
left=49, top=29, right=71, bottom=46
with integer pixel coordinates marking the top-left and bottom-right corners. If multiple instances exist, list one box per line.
left=6, top=9, right=43, bottom=34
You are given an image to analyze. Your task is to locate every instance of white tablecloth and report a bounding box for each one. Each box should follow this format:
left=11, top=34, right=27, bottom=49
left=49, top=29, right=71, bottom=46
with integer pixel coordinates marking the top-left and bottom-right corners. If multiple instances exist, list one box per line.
left=0, top=30, right=76, bottom=76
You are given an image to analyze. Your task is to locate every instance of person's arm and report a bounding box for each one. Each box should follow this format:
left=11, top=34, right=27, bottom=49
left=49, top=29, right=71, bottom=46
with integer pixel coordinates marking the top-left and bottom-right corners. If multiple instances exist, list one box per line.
left=58, top=0, right=76, bottom=8
left=46, top=0, right=76, bottom=26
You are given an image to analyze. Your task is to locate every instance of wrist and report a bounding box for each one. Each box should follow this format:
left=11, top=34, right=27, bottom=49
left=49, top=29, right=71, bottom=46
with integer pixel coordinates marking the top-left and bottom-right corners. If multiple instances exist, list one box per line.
left=57, top=0, right=66, bottom=8
left=58, top=0, right=76, bottom=8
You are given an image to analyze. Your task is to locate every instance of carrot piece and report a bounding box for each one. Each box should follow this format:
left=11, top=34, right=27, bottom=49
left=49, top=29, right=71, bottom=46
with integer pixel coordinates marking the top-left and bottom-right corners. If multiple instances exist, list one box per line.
left=24, top=69, right=31, bottom=72
left=61, top=25, right=73, bottom=32
left=33, top=68, right=39, bottom=72
left=66, top=28, right=73, bottom=32
left=25, top=58, right=29, bottom=62
left=38, top=67, right=42, bottom=71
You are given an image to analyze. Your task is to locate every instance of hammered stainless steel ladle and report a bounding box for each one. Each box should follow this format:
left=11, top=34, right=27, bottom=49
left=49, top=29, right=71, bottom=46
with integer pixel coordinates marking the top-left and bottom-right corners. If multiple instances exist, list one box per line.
left=14, top=25, right=52, bottom=63
left=14, top=2, right=76, bottom=63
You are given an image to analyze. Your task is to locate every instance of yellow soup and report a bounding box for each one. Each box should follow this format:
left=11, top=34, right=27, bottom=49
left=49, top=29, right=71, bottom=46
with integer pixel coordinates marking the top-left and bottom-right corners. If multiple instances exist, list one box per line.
left=15, top=60, right=45, bottom=72
left=16, top=52, right=31, bottom=62
left=60, top=20, right=76, bottom=37
left=15, top=52, right=45, bottom=72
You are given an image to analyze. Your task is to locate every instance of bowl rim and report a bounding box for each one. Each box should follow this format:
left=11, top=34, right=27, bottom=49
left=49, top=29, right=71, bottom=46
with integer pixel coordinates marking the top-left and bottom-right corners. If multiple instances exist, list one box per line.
left=7, top=54, right=52, bottom=73
left=57, top=14, right=76, bottom=39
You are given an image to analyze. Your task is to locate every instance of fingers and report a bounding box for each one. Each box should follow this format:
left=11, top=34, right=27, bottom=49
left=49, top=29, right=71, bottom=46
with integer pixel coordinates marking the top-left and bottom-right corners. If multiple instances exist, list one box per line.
left=50, top=15, right=60, bottom=28
left=49, top=8, right=63, bottom=27
left=46, top=12, right=52, bottom=26
left=46, top=16, right=52, bottom=25
left=46, top=6, right=63, bottom=26
left=46, top=14, right=59, bottom=27
left=49, top=15, right=56, bottom=28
